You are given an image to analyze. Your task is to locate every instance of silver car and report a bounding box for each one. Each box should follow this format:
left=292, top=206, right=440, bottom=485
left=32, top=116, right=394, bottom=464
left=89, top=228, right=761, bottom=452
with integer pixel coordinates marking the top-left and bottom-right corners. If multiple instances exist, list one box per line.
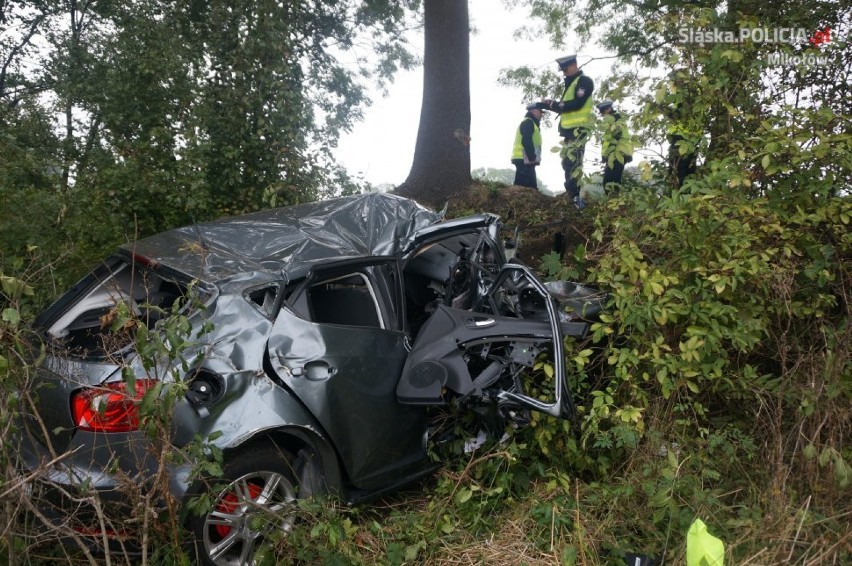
left=18, top=193, right=602, bottom=565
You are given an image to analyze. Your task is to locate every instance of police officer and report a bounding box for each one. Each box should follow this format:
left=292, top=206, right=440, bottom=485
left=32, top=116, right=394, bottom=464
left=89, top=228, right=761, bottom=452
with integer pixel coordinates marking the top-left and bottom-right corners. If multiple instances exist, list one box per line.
left=667, top=123, right=699, bottom=189
left=544, top=55, right=594, bottom=209
left=597, top=99, right=632, bottom=194
left=663, top=71, right=701, bottom=188
left=511, top=102, right=545, bottom=189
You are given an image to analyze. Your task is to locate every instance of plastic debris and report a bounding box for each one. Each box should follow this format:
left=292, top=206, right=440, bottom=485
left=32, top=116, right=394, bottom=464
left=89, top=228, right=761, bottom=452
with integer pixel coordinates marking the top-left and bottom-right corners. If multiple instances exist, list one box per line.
left=686, top=518, right=725, bottom=566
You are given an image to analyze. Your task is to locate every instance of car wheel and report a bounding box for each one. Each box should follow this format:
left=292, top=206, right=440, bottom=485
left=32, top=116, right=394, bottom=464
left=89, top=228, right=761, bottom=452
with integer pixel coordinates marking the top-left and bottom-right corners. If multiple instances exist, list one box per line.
left=188, top=445, right=299, bottom=566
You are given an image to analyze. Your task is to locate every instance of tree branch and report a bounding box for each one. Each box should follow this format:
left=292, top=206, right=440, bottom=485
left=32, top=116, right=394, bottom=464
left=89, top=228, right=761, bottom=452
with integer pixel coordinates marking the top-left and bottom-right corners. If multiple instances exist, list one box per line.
left=580, top=38, right=674, bottom=68
left=0, top=14, right=46, bottom=97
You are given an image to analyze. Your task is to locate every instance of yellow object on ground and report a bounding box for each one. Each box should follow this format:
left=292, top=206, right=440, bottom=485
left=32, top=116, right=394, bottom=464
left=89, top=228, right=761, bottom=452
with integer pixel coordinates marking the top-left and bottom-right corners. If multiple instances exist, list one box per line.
left=686, top=518, right=725, bottom=566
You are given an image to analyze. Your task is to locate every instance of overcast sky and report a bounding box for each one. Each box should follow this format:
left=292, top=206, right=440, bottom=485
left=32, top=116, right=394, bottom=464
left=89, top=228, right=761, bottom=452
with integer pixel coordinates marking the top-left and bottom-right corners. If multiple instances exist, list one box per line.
left=336, top=0, right=620, bottom=194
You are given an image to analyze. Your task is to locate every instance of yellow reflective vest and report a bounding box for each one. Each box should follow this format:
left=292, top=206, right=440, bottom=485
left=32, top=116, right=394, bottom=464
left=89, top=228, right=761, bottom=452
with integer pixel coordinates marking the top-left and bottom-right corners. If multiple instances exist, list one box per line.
left=511, top=117, right=542, bottom=163
left=667, top=121, right=703, bottom=141
left=560, top=79, right=594, bottom=130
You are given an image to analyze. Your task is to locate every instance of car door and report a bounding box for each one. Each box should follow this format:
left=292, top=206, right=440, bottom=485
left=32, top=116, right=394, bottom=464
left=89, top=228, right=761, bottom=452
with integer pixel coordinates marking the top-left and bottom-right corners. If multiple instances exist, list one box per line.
left=266, top=258, right=432, bottom=492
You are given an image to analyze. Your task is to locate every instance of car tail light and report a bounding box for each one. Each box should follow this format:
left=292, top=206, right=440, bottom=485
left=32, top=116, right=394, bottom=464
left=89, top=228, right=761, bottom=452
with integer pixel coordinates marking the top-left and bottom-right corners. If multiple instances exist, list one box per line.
left=71, top=380, right=157, bottom=433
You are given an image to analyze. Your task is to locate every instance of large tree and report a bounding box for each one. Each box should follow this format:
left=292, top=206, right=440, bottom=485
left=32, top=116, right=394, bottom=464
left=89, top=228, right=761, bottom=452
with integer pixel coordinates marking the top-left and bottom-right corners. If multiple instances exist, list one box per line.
left=395, top=0, right=471, bottom=206
left=0, top=0, right=418, bottom=273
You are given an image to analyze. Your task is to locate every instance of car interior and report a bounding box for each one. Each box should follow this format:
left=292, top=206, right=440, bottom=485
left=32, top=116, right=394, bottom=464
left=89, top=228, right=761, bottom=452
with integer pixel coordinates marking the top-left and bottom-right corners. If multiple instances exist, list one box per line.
left=46, top=260, right=190, bottom=359
left=306, top=273, right=384, bottom=329
left=402, top=231, right=501, bottom=336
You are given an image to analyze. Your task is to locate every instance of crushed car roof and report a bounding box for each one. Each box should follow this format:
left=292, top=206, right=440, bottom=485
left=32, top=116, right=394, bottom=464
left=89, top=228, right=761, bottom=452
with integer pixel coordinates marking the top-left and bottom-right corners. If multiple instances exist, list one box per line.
left=121, top=193, right=441, bottom=282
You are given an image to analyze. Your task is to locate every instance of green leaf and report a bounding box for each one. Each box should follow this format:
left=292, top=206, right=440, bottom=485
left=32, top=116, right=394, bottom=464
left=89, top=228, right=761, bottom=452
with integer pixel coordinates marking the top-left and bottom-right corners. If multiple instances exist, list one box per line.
left=122, top=366, right=136, bottom=393
left=540, top=252, right=563, bottom=277
left=1, top=275, right=34, bottom=299
left=387, top=542, right=404, bottom=565
left=667, top=449, right=679, bottom=469
left=455, top=487, right=473, bottom=504
left=721, top=49, right=743, bottom=62
left=139, top=382, right=162, bottom=416
left=2, top=307, right=20, bottom=326
left=405, top=542, right=424, bottom=561
left=562, top=546, right=578, bottom=565
left=573, top=244, right=586, bottom=263
left=833, top=455, right=851, bottom=488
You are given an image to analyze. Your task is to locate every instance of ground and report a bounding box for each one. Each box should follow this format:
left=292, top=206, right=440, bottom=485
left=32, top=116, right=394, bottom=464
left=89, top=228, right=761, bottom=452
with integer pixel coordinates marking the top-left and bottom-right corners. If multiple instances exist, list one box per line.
left=401, top=182, right=594, bottom=267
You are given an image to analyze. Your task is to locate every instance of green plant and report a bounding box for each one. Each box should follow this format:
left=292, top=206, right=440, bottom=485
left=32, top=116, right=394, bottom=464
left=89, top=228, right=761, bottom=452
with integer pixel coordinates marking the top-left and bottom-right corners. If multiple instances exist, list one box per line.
left=536, top=184, right=850, bottom=563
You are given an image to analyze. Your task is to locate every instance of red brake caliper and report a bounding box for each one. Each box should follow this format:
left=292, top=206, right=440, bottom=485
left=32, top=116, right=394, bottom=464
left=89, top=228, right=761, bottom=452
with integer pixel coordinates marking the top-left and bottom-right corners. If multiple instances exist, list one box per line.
left=215, top=482, right=264, bottom=538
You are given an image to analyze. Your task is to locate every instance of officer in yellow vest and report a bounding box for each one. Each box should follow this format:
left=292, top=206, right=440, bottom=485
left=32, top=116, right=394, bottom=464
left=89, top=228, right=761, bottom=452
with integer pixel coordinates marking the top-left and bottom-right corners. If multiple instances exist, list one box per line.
left=597, top=99, right=633, bottom=194
left=543, top=54, right=594, bottom=209
left=511, top=103, right=545, bottom=189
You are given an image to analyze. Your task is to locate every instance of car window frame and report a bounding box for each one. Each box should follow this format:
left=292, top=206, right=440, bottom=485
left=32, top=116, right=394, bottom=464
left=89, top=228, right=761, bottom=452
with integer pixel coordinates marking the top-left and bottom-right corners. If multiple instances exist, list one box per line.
left=279, top=257, right=405, bottom=333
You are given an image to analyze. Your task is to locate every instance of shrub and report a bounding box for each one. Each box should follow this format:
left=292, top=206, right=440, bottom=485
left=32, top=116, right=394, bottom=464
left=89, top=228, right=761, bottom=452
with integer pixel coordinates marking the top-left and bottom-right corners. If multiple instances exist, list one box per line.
left=537, top=185, right=850, bottom=562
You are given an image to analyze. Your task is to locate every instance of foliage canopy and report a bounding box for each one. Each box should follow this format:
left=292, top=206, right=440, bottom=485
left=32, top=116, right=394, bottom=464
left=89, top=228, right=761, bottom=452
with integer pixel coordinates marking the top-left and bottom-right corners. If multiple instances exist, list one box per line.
left=1, top=0, right=420, bottom=279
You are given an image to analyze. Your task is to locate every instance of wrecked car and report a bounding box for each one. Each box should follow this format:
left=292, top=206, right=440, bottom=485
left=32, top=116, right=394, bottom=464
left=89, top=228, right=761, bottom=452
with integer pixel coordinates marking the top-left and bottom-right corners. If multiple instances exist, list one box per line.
left=18, top=192, right=603, bottom=565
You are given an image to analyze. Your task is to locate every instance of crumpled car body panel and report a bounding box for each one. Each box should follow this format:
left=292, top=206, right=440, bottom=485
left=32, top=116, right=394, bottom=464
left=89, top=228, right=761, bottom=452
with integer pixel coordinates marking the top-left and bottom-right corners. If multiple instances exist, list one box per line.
left=123, top=193, right=441, bottom=283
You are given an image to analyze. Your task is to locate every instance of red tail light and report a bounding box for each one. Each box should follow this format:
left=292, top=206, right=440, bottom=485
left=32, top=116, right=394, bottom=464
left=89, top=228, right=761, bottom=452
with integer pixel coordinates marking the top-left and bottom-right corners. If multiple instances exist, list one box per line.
left=71, top=380, right=157, bottom=433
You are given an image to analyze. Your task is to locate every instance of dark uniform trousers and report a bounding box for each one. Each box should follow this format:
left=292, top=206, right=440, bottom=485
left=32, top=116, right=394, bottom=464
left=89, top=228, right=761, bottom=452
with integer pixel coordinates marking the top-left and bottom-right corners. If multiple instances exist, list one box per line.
left=602, top=160, right=625, bottom=194
left=562, top=127, right=588, bottom=199
left=512, top=161, right=538, bottom=189
left=668, top=134, right=697, bottom=188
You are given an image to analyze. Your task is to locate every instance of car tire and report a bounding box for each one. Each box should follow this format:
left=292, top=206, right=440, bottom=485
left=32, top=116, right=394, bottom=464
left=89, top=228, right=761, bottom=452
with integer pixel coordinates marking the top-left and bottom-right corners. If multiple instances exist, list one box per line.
left=187, top=444, right=301, bottom=566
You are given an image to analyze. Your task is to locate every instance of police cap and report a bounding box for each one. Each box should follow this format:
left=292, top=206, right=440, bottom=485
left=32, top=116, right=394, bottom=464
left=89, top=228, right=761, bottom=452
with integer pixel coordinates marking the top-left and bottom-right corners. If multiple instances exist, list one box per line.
left=596, top=99, right=614, bottom=112
left=555, top=54, right=577, bottom=68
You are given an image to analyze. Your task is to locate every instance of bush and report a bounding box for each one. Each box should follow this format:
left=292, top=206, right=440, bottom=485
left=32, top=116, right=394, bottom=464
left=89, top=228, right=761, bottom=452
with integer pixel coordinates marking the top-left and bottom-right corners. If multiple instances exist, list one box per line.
left=536, top=185, right=850, bottom=562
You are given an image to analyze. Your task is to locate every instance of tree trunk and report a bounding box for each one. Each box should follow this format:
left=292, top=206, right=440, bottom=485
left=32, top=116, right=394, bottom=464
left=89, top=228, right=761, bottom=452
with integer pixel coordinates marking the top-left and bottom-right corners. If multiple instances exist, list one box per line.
left=61, top=0, right=81, bottom=193
left=395, top=0, right=471, bottom=207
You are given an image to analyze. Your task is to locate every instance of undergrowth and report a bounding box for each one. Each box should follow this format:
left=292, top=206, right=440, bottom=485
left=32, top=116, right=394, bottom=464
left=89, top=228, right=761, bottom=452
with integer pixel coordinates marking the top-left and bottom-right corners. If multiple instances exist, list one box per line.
left=1, top=184, right=849, bottom=564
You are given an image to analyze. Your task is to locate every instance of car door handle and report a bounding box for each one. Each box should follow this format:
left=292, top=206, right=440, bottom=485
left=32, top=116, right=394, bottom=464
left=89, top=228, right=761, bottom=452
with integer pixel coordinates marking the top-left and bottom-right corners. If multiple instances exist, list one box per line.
left=465, top=315, right=495, bottom=328
left=301, top=360, right=335, bottom=381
